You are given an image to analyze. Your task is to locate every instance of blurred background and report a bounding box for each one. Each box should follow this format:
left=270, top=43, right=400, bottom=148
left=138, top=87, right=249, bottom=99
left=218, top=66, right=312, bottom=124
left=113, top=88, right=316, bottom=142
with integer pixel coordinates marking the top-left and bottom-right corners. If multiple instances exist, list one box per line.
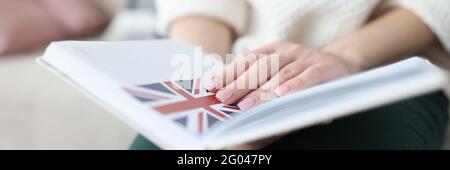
left=0, top=0, right=449, bottom=149
left=0, top=0, right=155, bottom=149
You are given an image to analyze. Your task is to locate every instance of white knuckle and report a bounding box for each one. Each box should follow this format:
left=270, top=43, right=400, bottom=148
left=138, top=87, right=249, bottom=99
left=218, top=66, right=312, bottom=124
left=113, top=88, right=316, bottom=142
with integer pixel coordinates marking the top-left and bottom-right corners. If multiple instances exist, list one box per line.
left=256, top=88, right=276, bottom=101
left=281, top=67, right=297, bottom=80
left=290, top=78, right=306, bottom=90
left=308, top=66, right=326, bottom=78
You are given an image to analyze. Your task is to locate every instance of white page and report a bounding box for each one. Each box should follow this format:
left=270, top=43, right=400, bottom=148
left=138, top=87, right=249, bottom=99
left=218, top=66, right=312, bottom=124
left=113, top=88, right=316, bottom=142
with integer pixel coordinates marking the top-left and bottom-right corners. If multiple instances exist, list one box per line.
left=40, top=40, right=448, bottom=149
left=40, top=40, right=231, bottom=149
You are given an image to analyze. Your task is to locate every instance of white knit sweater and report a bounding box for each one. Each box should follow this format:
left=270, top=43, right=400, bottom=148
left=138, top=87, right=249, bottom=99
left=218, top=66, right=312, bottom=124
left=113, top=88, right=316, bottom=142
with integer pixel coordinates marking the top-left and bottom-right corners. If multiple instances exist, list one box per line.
left=155, top=0, right=450, bottom=69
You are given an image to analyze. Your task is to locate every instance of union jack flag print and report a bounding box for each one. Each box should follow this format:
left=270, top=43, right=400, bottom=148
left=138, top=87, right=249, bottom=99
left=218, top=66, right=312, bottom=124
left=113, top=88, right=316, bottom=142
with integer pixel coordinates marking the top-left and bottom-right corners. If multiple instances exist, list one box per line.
left=123, top=79, right=240, bottom=135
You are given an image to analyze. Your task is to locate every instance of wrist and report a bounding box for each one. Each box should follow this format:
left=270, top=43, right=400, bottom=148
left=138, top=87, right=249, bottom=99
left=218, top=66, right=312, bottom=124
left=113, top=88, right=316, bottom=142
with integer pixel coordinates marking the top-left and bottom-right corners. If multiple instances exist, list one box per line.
left=169, top=16, right=233, bottom=58
left=322, top=39, right=366, bottom=73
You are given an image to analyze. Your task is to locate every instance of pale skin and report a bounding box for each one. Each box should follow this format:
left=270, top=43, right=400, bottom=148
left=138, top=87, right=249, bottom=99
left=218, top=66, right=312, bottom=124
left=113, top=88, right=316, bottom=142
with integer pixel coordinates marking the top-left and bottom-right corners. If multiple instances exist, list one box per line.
left=169, top=8, right=436, bottom=149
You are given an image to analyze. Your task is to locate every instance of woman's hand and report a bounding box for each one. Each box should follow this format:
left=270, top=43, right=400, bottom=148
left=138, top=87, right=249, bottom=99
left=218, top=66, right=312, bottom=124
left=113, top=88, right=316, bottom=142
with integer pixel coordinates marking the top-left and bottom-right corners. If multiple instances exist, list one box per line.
left=205, top=42, right=355, bottom=110
left=199, top=7, right=434, bottom=150
left=204, top=42, right=355, bottom=150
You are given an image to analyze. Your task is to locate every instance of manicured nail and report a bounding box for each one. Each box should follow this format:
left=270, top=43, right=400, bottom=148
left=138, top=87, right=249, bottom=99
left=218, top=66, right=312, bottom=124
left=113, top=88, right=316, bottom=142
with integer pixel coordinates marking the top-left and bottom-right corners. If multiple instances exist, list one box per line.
left=237, top=97, right=257, bottom=111
left=275, top=84, right=291, bottom=96
left=204, top=79, right=218, bottom=90
left=216, top=89, right=234, bottom=102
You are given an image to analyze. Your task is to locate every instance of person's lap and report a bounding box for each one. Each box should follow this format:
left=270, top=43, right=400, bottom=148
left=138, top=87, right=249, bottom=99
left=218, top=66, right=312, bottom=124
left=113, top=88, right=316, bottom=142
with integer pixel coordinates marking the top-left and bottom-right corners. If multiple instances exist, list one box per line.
left=130, top=91, right=449, bottom=150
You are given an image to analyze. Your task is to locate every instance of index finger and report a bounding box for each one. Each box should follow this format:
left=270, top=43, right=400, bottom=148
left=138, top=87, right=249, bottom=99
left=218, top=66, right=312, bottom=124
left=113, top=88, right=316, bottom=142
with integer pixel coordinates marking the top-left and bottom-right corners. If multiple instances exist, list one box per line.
left=204, top=43, right=279, bottom=92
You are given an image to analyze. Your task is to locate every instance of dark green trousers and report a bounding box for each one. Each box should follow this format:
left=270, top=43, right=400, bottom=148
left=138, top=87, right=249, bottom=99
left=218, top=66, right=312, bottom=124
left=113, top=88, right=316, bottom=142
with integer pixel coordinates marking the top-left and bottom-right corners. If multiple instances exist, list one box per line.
left=130, top=91, right=449, bottom=150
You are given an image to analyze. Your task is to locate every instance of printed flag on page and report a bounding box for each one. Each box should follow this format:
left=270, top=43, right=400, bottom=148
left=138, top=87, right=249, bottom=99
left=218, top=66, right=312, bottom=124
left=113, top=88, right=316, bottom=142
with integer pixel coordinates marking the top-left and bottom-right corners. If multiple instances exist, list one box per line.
left=123, top=79, right=241, bottom=135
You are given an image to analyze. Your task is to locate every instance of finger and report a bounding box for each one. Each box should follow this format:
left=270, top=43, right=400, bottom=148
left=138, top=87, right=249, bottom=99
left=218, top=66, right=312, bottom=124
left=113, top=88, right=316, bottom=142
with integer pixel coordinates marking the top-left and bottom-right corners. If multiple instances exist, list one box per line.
left=216, top=54, right=282, bottom=104
left=214, top=43, right=305, bottom=104
left=204, top=43, right=281, bottom=92
left=204, top=53, right=261, bottom=92
left=236, top=59, right=311, bottom=110
left=275, top=64, right=334, bottom=96
left=242, top=43, right=279, bottom=56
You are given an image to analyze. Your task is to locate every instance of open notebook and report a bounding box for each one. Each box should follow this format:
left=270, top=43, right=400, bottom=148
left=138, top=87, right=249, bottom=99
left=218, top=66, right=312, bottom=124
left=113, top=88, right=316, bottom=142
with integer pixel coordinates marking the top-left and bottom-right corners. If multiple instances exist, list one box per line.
left=37, top=40, right=448, bottom=149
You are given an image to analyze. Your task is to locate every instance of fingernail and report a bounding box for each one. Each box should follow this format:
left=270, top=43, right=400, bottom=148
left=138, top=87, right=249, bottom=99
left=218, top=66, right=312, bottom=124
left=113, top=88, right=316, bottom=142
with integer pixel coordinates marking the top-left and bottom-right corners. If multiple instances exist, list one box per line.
left=275, top=84, right=291, bottom=96
left=216, top=89, right=234, bottom=102
left=237, top=97, right=257, bottom=111
left=204, top=79, right=217, bottom=90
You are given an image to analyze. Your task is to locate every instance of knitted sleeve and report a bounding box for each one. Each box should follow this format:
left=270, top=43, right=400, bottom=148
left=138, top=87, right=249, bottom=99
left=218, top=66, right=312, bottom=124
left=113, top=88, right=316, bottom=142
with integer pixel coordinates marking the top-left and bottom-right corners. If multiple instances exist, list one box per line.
left=388, top=0, right=450, bottom=53
left=155, top=0, right=248, bottom=35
